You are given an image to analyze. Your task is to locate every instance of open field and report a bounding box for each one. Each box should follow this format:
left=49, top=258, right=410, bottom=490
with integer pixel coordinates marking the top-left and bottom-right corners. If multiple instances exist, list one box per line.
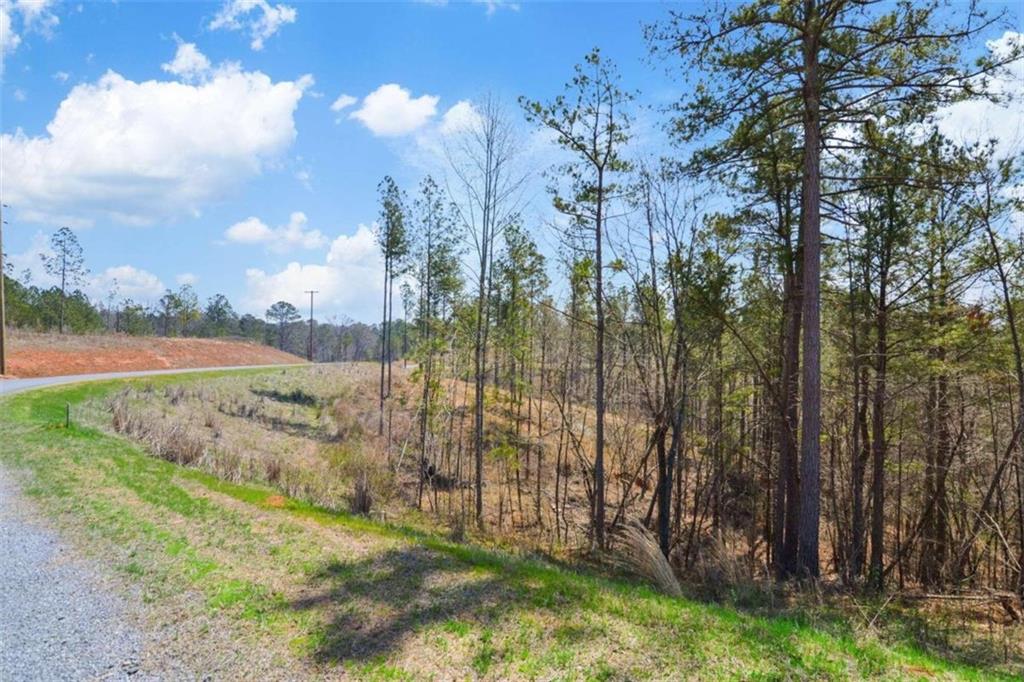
left=0, top=367, right=1019, bottom=679
left=3, top=331, right=305, bottom=378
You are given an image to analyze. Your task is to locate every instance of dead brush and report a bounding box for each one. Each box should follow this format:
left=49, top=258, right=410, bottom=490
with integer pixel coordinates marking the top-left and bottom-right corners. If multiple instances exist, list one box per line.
left=331, top=398, right=364, bottom=441
left=264, top=457, right=282, bottom=484
left=109, top=393, right=134, bottom=434
left=150, top=422, right=205, bottom=466
left=687, top=533, right=766, bottom=605
left=448, top=515, right=467, bottom=542
left=611, top=520, right=682, bottom=597
left=164, top=385, right=188, bottom=406
left=204, top=447, right=251, bottom=482
left=350, top=471, right=373, bottom=515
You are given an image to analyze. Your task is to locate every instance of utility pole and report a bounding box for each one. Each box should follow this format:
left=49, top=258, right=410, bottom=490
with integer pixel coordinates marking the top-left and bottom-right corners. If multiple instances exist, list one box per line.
left=0, top=203, right=7, bottom=376
left=304, top=289, right=318, bottom=362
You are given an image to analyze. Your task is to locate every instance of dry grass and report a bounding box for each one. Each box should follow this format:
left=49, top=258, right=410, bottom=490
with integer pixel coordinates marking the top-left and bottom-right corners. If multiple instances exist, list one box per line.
left=611, top=520, right=682, bottom=597
left=6, top=370, right=1020, bottom=679
left=111, top=391, right=205, bottom=466
left=95, top=366, right=401, bottom=523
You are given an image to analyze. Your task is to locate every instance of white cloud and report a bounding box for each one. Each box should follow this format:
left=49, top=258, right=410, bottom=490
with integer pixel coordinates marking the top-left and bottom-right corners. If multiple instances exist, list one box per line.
left=439, top=99, right=481, bottom=135
left=935, top=31, right=1023, bottom=159
left=243, top=223, right=384, bottom=320
left=52, top=69, right=68, bottom=82
left=5, top=233, right=163, bottom=303
left=418, top=0, right=519, bottom=14
left=1, top=0, right=58, bottom=71
left=209, top=0, right=296, bottom=51
left=161, top=41, right=211, bottom=81
left=6, top=232, right=54, bottom=286
left=474, top=0, right=520, bottom=15
left=1, top=3, right=22, bottom=61
left=330, top=92, right=357, bottom=123
left=1, top=50, right=313, bottom=227
left=349, top=83, right=439, bottom=137
left=176, top=272, right=198, bottom=286
left=16, top=0, right=59, bottom=33
left=224, top=211, right=326, bottom=253
left=90, top=265, right=166, bottom=302
left=225, top=216, right=275, bottom=243
left=12, top=86, right=25, bottom=100
left=330, top=93, right=356, bottom=112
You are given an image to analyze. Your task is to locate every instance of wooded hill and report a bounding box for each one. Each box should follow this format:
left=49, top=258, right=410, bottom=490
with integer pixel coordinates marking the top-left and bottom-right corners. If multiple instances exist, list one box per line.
left=360, top=0, right=1024, bottom=604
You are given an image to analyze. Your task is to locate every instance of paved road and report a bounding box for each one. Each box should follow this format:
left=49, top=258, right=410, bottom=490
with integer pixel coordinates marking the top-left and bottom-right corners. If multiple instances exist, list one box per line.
left=1, top=363, right=302, bottom=680
left=0, top=363, right=305, bottom=397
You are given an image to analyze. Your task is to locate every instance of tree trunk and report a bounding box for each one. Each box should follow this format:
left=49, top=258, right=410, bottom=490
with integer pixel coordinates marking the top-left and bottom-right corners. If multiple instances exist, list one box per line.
left=796, top=0, right=822, bottom=579
left=594, top=171, right=607, bottom=550
left=379, top=253, right=390, bottom=436
left=868, top=299, right=888, bottom=591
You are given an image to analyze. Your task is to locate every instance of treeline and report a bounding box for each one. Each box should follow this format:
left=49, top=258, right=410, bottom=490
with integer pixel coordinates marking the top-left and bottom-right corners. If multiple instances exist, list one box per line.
left=2, top=229, right=381, bottom=361
left=374, top=0, right=1024, bottom=600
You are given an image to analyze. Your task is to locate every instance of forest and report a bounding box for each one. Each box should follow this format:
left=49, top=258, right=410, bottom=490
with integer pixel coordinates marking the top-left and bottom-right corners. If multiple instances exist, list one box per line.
left=356, top=0, right=1024, bottom=607
left=4, top=0, right=1024, bottom=608
left=2, top=233, right=382, bottom=362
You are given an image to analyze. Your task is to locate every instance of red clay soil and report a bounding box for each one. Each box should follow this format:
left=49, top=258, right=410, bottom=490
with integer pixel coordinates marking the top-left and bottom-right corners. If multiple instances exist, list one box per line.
left=4, top=332, right=305, bottom=378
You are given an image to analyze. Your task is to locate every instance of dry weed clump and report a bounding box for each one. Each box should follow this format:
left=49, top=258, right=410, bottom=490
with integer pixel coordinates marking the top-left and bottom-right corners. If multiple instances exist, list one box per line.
left=264, top=457, right=282, bottom=484
left=685, top=533, right=767, bottom=605
left=328, top=444, right=392, bottom=512
left=611, top=520, right=682, bottom=597
left=331, top=398, right=365, bottom=441
left=351, top=472, right=373, bottom=515
left=275, top=462, right=347, bottom=511
left=110, top=393, right=204, bottom=466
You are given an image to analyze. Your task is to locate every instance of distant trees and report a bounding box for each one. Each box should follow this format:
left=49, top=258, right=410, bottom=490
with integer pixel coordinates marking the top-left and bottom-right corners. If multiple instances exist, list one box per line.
left=41, top=227, right=87, bottom=334
left=203, top=294, right=239, bottom=337
left=266, top=300, right=301, bottom=350
left=3, top=230, right=380, bottom=361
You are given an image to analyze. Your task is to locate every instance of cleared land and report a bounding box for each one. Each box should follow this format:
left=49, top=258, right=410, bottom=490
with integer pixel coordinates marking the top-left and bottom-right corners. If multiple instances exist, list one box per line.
left=0, top=367, right=1017, bottom=680
left=3, top=331, right=304, bottom=378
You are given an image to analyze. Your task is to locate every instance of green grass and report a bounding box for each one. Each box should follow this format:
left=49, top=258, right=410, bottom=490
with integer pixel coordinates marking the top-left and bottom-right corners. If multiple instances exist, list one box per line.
left=0, top=369, right=1016, bottom=680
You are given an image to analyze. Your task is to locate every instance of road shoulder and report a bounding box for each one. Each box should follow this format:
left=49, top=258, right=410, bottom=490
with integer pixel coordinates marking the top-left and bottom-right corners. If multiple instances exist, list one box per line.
left=0, top=467, right=187, bottom=680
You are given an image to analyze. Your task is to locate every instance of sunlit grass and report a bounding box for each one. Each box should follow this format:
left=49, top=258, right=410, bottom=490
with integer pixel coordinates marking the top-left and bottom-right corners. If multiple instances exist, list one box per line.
left=0, top=370, right=1013, bottom=680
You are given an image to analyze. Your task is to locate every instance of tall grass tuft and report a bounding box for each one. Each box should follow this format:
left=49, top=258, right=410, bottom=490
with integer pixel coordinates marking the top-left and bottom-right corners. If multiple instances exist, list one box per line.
left=611, top=520, right=682, bottom=597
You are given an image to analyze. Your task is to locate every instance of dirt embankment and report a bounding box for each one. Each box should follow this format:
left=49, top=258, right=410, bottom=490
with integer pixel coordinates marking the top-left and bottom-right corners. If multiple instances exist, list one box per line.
left=3, top=332, right=305, bottom=378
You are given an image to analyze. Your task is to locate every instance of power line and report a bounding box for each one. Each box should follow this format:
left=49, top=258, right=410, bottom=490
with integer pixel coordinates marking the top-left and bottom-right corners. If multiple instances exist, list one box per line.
left=304, top=290, right=318, bottom=362
left=0, top=203, right=8, bottom=377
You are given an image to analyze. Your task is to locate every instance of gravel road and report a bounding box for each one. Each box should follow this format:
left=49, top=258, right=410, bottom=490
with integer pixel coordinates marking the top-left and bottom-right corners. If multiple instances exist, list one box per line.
left=0, top=365, right=303, bottom=680
left=0, top=468, right=164, bottom=680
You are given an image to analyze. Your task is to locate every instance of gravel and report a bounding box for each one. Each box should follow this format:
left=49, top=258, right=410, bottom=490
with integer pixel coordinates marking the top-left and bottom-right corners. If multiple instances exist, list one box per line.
left=0, top=468, right=165, bottom=681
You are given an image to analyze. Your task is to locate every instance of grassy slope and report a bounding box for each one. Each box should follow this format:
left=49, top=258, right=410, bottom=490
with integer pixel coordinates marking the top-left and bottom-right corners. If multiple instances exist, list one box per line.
left=0, top=370, right=1008, bottom=681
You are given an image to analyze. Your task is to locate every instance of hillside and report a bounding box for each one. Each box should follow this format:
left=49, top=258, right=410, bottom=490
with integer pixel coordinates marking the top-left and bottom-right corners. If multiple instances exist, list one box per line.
left=3, top=331, right=305, bottom=378
left=0, top=367, right=1015, bottom=679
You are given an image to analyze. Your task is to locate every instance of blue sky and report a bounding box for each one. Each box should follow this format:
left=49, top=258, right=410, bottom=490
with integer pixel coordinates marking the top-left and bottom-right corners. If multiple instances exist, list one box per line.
left=1, top=1, right=1021, bottom=322
left=1, top=0, right=682, bottom=322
